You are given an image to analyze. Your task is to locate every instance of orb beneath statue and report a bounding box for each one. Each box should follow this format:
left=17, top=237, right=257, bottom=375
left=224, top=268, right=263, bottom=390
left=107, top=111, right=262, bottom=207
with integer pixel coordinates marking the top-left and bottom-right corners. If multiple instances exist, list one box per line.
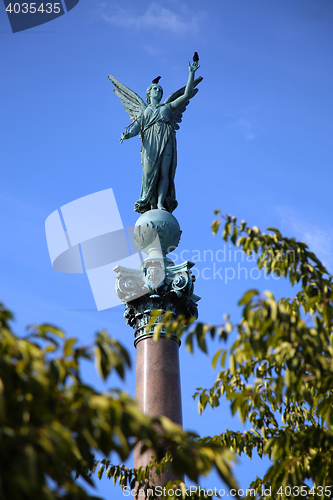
left=133, top=209, right=182, bottom=257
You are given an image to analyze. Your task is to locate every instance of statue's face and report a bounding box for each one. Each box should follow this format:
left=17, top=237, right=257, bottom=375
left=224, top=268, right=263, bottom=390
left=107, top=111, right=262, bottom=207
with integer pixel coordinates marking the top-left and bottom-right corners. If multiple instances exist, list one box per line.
left=150, top=85, right=162, bottom=102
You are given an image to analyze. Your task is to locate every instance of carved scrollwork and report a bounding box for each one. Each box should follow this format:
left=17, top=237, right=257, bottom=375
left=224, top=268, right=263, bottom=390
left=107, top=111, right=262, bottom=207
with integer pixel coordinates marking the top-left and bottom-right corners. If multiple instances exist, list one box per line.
left=118, top=276, right=140, bottom=294
left=171, top=272, right=188, bottom=291
left=114, top=265, right=145, bottom=302
left=114, top=258, right=200, bottom=344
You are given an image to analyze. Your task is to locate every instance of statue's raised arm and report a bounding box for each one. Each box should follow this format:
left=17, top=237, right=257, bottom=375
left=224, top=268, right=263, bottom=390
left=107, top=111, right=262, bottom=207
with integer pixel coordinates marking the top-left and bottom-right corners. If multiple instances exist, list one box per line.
left=108, top=53, right=203, bottom=214
left=167, top=58, right=201, bottom=111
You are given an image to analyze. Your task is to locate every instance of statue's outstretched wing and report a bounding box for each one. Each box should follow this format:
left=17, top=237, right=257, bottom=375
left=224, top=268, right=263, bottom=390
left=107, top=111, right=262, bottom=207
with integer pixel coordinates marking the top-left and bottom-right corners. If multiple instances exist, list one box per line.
left=164, top=76, right=203, bottom=130
left=108, top=75, right=146, bottom=122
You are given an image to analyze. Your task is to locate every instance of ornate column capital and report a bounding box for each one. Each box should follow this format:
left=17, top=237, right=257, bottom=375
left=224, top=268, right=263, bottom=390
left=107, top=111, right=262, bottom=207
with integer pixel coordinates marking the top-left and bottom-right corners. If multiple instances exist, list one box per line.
left=114, top=258, right=200, bottom=346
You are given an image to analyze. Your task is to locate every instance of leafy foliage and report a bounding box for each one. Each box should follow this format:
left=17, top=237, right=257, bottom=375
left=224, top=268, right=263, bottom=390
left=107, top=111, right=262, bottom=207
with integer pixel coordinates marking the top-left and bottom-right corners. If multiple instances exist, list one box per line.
left=158, top=213, right=333, bottom=499
left=0, top=303, right=236, bottom=500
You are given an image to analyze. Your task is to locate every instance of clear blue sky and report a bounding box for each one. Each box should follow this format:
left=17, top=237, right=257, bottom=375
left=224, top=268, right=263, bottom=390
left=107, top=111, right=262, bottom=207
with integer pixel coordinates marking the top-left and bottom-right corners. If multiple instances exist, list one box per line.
left=1, top=0, right=333, bottom=497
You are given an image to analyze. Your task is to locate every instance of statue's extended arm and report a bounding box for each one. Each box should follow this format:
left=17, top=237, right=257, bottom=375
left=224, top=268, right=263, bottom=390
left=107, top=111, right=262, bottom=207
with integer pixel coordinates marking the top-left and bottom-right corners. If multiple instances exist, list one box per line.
left=120, top=119, right=141, bottom=144
left=169, top=62, right=200, bottom=111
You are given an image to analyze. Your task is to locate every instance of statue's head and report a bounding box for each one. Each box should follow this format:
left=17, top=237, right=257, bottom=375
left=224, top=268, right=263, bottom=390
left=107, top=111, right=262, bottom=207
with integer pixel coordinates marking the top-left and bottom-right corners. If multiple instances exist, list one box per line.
left=146, top=84, right=163, bottom=104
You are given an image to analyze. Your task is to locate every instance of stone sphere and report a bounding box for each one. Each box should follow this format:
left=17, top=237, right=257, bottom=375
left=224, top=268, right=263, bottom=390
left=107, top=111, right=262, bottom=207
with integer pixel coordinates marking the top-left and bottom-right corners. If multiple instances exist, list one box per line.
left=133, top=209, right=181, bottom=257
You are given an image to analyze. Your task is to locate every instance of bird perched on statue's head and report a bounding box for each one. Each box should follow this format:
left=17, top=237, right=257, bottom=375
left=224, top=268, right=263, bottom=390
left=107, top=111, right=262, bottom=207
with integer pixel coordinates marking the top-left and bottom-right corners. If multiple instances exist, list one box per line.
left=193, top=52, right=199, bottom=64
left=152, top=76, right=161, bottom=84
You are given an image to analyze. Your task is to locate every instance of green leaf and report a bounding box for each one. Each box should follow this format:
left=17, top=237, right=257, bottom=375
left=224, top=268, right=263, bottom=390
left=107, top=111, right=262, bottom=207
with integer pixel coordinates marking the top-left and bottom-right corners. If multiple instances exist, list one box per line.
left=212, top=349, right=223, bottom=370
left=211, top=220, right=221, bottom=235
left=64, top=338, right=76, bottom=357
left=229, top=354, right=236, bottom=374
left=238, top=290, right=259, bottom=305
left=185, top=332, right=194, bottom=353
left=221, top=350, right=227, bottom=368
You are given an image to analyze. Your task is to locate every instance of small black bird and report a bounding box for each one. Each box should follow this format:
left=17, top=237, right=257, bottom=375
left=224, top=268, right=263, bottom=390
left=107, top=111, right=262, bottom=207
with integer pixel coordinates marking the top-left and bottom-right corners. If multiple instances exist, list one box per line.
left=152, top=76, right=161, bottom=84
left=193, top=52, right=199, bottom=64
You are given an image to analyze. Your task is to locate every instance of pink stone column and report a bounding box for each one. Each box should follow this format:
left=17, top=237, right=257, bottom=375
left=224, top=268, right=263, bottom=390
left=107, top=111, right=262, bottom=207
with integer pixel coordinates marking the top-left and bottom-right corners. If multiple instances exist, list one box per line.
left=134, top=335, right=182, bottom=485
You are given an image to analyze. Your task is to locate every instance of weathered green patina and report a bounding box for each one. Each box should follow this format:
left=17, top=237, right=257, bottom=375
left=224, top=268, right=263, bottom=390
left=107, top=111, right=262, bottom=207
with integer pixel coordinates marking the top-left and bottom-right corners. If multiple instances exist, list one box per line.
left=108, top=58, right=202, bottom=214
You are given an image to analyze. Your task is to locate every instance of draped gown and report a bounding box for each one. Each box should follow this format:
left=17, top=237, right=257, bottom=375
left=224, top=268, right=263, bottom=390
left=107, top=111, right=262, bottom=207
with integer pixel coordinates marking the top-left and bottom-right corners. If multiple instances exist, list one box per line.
left=134, top=103, right=178, bottom=214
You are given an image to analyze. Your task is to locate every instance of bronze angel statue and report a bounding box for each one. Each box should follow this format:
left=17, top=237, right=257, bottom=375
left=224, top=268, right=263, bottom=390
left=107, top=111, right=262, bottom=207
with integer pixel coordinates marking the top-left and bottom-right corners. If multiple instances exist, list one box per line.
left=108, top=55, right=202, bottom=214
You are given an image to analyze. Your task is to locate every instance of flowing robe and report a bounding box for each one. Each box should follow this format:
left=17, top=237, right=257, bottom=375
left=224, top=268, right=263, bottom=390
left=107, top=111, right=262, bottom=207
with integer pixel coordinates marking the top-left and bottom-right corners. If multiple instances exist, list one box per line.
left=134, top=104, right=178, bottom=214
